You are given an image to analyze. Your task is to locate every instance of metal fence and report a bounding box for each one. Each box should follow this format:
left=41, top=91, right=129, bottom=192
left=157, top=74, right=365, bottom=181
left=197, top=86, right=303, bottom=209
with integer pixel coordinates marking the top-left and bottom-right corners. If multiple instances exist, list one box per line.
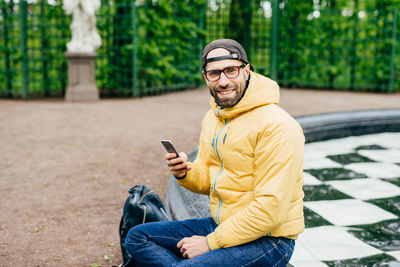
left=275, top=6, right=399, bottom=92
left=0, top=0, right=70, bottom=98
left=0, top=0, right=399, bottom=99
left=207, top=1, right=399, bottom=92
left=96, top=0, right=205, bottom=97
left=0, top=0, right=205, bottom=99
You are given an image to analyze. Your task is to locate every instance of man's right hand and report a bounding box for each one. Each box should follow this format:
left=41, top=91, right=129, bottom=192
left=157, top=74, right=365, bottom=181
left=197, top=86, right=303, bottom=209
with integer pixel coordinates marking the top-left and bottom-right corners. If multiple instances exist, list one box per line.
left=165, top=152, right=191, bottom=178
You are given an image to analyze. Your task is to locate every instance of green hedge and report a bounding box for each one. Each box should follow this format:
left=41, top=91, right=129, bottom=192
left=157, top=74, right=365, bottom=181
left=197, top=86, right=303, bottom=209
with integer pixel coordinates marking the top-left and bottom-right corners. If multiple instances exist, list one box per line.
left=0, top=0, right=399, bottom=99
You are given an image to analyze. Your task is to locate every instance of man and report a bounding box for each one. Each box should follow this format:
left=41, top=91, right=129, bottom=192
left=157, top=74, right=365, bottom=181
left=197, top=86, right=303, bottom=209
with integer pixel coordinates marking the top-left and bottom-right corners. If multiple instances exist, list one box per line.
left=125, top=39, right=305, bottom=266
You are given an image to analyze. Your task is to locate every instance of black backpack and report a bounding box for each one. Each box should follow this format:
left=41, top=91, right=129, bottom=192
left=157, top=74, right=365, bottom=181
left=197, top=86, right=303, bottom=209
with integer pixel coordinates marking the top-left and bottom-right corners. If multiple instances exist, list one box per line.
left=118, top=185, right=169, bottom=267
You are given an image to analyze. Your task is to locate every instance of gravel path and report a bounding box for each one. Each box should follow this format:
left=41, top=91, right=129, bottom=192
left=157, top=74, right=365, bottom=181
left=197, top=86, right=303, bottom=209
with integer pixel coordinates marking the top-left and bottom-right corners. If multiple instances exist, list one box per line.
left=0, top=87, right=399, bottom=266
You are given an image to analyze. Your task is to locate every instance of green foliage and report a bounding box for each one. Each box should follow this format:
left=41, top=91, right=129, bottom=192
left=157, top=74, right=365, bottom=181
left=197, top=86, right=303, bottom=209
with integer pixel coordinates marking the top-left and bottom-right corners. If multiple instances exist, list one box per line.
left=0, top=0, right=399, bottom=99
left=96, top=0, right=206, bottom=97
left=0, top=0, right=206, bottom=98
left=208, top=0, right=400, bottom=92
left=0, top=0, right=69, bottom=98
left=226, top=0, right=252, bottom=55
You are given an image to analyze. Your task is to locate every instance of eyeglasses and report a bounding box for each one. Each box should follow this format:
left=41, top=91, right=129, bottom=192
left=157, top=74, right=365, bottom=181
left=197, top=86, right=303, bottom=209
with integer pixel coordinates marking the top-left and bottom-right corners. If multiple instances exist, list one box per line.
left=204, top=64, right=246, bottom=82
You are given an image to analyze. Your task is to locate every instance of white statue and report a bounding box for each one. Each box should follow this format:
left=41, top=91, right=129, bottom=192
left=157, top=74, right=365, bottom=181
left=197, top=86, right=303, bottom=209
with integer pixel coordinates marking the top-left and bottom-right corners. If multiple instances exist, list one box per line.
left=63, top=0, right=101, bottom=53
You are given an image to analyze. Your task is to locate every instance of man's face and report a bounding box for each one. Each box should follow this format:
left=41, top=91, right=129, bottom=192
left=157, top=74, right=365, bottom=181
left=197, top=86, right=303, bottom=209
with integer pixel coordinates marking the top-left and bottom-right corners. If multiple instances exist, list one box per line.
left=203, top=48, right=250, bottom=108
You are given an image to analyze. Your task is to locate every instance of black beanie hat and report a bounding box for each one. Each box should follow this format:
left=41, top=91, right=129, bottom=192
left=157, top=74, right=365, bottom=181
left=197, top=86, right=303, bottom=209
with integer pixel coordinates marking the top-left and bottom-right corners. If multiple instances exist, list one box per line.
left=202, top=39, right=254, bottom=71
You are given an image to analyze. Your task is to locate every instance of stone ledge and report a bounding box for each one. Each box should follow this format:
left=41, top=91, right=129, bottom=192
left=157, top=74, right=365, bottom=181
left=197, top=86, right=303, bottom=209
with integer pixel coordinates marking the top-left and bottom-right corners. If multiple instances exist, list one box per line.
left=297, top=109, right=400, bottom=143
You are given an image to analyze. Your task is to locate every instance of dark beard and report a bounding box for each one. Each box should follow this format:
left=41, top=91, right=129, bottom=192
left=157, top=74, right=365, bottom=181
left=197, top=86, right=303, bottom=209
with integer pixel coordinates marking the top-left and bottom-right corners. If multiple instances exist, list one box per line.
left=209, top=74, right=250, bottom=108
left=214, top=92, right=240, bottom=108
left=211, top=84, right=246, bottom=108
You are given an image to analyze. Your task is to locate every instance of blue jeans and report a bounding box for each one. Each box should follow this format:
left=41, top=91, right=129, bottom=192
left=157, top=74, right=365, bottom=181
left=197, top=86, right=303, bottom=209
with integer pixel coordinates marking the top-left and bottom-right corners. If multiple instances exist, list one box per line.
left=125, top=217, right=295, bottom=267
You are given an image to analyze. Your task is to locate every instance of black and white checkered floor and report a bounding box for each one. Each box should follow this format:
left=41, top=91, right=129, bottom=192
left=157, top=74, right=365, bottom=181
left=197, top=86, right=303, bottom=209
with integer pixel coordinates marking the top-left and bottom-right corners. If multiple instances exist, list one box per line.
left=290, top=132, right=400, bottom=266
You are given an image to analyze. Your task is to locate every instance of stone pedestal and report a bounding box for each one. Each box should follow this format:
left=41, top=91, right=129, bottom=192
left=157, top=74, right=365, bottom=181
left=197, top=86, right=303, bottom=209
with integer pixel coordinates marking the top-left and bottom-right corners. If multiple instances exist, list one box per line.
left=65, top=52, right=99, bottom=102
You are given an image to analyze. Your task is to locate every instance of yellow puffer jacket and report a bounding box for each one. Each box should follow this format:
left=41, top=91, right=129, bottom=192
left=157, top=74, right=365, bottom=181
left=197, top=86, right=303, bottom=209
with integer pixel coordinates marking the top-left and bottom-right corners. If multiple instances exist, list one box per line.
left=177, top=72, right=305, bottom=250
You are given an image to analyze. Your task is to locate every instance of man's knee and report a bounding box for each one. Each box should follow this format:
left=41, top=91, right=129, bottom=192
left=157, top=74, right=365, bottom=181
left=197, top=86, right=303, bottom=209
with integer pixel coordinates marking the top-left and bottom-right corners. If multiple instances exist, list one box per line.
left=126, top=223, right=147, bottom=241
left=125, top=224, right=150, bottom=253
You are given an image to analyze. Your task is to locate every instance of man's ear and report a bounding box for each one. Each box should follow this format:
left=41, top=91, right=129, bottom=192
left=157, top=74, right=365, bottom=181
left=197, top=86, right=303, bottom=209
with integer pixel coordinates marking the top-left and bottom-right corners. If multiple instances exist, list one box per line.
left=244, top=64, right=251, bottom=78
left=202, top=71, right=209, bottom=84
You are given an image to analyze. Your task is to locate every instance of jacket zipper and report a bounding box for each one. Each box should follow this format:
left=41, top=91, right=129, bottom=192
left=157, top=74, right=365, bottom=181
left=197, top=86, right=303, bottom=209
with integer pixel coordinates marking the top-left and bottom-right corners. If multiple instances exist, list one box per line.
left=213, top=118, right=228, bottom=224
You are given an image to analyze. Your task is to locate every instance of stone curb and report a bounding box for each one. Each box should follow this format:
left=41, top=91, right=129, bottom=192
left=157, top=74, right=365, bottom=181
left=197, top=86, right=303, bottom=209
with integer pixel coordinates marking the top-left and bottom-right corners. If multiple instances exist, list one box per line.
left=297, top=109, right=400, bottom=143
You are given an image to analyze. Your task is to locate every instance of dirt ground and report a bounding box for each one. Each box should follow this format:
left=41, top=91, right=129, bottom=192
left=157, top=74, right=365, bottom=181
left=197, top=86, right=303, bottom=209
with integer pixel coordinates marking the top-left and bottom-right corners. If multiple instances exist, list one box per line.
left=0, top=87, right=399, bottom=267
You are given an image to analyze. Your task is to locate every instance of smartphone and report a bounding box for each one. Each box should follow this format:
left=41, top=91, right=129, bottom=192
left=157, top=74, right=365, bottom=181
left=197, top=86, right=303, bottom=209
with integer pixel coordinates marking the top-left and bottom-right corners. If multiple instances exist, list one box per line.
left=161, top=140, right=179, bottom=158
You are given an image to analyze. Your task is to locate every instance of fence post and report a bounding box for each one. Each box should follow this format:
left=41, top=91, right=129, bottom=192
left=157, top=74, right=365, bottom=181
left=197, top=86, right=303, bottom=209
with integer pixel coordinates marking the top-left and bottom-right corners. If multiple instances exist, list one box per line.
left=1, top=0, right=13, bottom=98
left=19, top=0, right=29, bottom=99
left=198, top=2, right=206, bottom=75
left=192, top=1, right=207, bottom=88
left=350, top=1, right=359, bottom=91
left=104, top=0, right=113, bottom=95
left=131, top=1, right=139, bottom=97
left=40, top=0, right=49, bottom=97
left=243, top=0, right=252, bottom=60
left=59, top=7, right=68, bottom=96
left=270, top=0, right=278, bottom=81
left=389, top=7, right=398, bottom=93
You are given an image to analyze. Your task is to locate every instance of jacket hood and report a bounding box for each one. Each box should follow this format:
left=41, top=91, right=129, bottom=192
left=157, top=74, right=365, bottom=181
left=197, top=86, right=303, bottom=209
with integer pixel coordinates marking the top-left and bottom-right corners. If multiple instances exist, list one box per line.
left=210, top=72, right=280, bottom=119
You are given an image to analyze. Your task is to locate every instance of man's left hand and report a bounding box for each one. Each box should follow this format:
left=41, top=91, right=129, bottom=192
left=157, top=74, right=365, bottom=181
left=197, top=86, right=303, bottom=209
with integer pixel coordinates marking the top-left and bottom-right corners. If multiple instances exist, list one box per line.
left=177, top=235, right=210, bottom=259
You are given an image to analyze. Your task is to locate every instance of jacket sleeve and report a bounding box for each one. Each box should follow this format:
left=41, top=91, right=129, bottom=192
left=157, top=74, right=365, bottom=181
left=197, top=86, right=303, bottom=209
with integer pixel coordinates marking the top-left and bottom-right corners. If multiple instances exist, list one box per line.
left=176, top=119, right=210, bottom=195
left=207, top=120, right=304, bottom=250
